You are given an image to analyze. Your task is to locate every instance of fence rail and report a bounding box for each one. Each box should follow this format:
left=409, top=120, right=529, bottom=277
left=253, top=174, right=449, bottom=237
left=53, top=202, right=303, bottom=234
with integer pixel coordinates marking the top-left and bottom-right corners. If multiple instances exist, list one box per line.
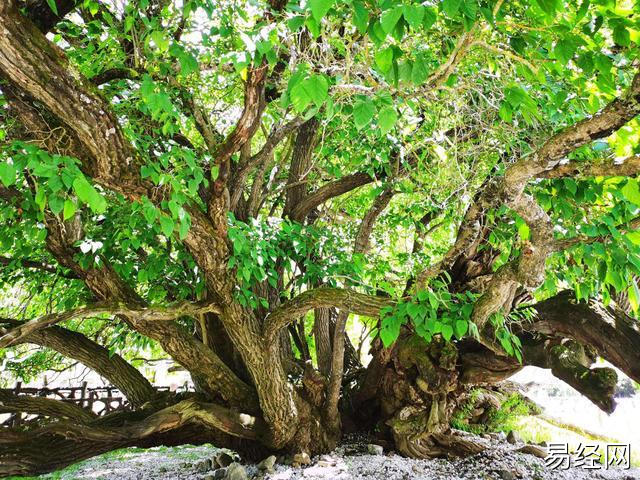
left=1, top=381, right=191, bottom=428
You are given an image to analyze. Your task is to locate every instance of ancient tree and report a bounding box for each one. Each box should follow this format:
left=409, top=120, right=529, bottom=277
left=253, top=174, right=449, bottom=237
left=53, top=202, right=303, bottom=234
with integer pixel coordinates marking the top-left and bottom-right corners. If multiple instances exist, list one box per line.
left=1, top=0, right=640, bottom=475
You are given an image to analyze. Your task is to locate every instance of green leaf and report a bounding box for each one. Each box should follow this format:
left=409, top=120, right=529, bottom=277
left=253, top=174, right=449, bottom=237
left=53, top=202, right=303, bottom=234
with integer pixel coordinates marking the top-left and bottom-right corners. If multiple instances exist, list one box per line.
left=287, top=16, right=306, bottom=32
left=622, top=179, right=640, bottom=205
left=291, top=75, right=328, bottom=112
left=515, top=216, right=530, bottom=240
left=150, top=31, right=169, bottom=52
left=403, top=5, right=425, bottom=30
left=353, top=98, right=376, bottom=130
left=442, top=0, right=463, bottom=17
left=159, top=215, right=174, bottom=237
left=49, top=195, right=64, bottom=215
left=306, top=75, right=329, bottom=107
left=441, top=323, right=454, bottom=341
left=353, top=1, right=369, bottom=34
left=554, top=39, right=577, bottom=65
left=380, top=314, right=401, bottom=347
left=46, top=0, right=58, bottom=15
left=63, top=199, right=76, bottom=221
left=629, top=281, right=640, bottom=312
left=143, top=202, right=158, bottom=224
left=498, top=101, right=512, bottom=122
left=35, top=188, right=46, bottom=212
left=533, top=0, right=559, bottom=16
left=178, top=53, right=199, bottom=75
left=454, top=319, right=468, bottom=339
left=411, top=56, right=429, bottom=84
left=375, top=47, right=394, bottom=73
left=309, top=0, right=335, bottom=21
left=378, top=106, right=398, bottom=133
left=423, top=7, right=437, bottom=29
left=381, top=6, right=403, bottom=34
left=461, top=0, right=477, bottom=19
left=613, top=24, right=630, bottom=47
left=0, top=162, right=16, bottom=187
left=73, top=177, right=106, bottom=213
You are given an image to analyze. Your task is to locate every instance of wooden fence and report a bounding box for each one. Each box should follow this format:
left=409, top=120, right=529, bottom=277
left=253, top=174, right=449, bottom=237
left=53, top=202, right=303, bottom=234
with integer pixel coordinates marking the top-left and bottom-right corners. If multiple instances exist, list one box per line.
left=1, top=381, right=191, bottom=428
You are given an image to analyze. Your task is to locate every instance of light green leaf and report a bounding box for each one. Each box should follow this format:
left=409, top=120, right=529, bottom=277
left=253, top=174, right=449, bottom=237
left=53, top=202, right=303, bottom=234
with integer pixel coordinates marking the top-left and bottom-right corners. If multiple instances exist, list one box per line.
left=613, top=24, right=630, bottom=47
left=403, top=5, right=425, bottom=29
left=150, top=31, right=169, bottom=52
left=353, top=1, right=369, bottom=33
left=622, top=179, right=640, bottom=205
left=381, top=6, right=403, bottom=34
left=353, top=98, right=376, bottom=130
left=305, top=75, right=329, bottom=107
left=49, top=195, right=64, bottom=215
left=454, top=319, right=468, bottom=339
left=461, top=0, right=477, bottom=19
left=63, top=199, right=76, bottom=221
left=374, top=47, right=394, bottom=72
left=411, top=56, right=429, bottom=84
left=35, top=188, right=46, bottom=212
left=442, top=0, right=463, bottom=17
left=159, top=215, right=174, bottom=237
left=309, top=0, right=335, bottom=21
left=378, top=106, right=398, bottom=133
left=533, top=0, right=559, bottom=16
left=441, top=324, right=454, bottom=341
left=73, top=177, right=106, bottom=214
left=0, top=162, right=16, bottom=187
left=423, top=7, right=437, bottom=29
left=143, top=202, right=158, bottom=224
left=46, top=0, right=58, bottom=15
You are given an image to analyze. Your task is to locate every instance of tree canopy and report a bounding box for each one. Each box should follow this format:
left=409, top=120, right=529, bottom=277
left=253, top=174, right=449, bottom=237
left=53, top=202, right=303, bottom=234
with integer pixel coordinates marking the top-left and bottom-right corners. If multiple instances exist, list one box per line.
left=0, top=0, right=639, bottom=476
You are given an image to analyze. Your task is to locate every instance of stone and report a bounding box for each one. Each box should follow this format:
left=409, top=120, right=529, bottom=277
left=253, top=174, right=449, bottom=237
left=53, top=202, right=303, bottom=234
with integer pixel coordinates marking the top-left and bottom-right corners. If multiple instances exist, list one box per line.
left=516, top=444, right=547, bottom=459
left=224, top=463, right=248, bottom=480
left=497, top=469, right=515, bottom=480
left=257, top=455, right=277, bottom=473
left=292, top=452, right=311, bottom=466
left=506, top=430, right=521, bottom=444
left=195, top=459, right=212, bottom=472
left=214, top=451, right=234, bottom=468
left=212, top=468, right=227, bottom=480
left=367, top=444, right=384, bottom=455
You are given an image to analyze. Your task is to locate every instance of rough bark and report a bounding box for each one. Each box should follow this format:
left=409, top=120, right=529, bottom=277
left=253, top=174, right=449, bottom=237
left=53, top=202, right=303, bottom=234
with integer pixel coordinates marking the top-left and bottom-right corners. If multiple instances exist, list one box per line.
left=0, top=321, right=156, bottom=408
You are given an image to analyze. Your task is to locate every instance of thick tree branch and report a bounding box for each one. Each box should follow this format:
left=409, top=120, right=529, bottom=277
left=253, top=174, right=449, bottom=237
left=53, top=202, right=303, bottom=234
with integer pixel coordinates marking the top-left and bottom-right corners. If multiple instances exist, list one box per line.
left=21, top=0, right=77, bottom=33
left=417, top=68, right=640, bottom=288
left=289, top=172, right=375, bottom=222
left=354, top=189, right=395, bottom=254
left=264, top=287, right=391, bottom=343
left=230, top=116, right=304, bottom=211
left=537, top=154, right=640, bottom=179
left=530, top=290, right=640, bottom=385
left=0, top=389, right=97, bottom=423
left=0, top=321, right=156, bottom=408
left=0, top=300, right=222, bottom=348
